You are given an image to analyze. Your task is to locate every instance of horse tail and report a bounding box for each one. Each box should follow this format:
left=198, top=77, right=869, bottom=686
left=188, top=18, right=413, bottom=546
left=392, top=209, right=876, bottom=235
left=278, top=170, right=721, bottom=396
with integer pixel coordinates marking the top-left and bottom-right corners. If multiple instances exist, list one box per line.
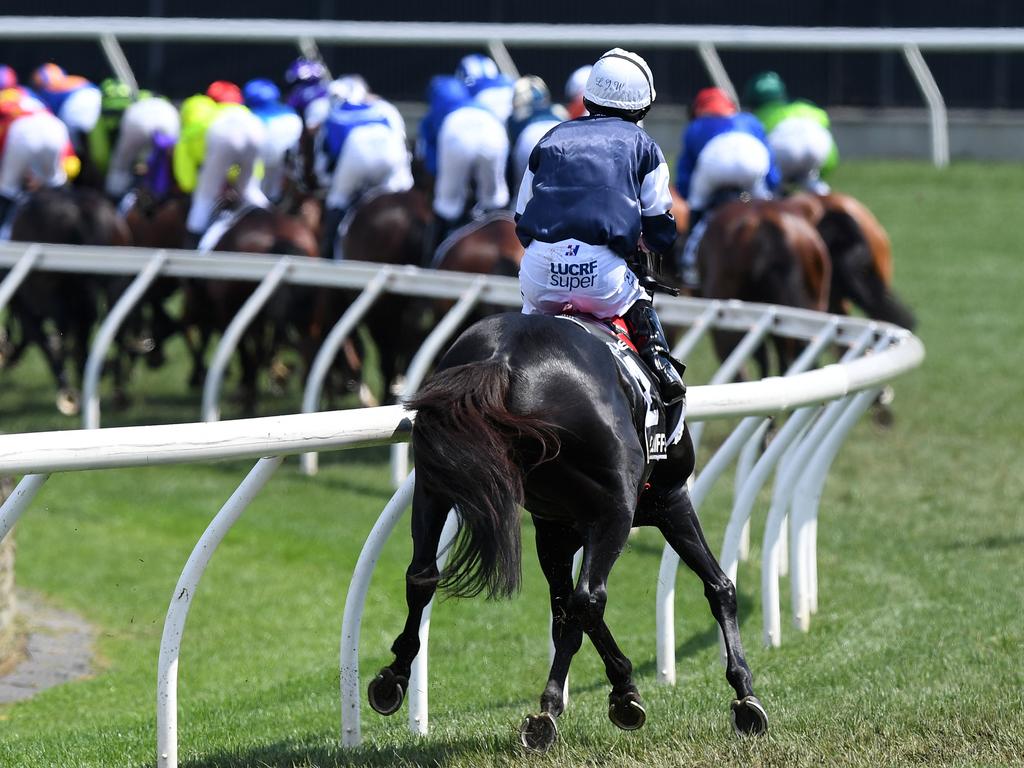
left=408, top=358, right=560, bottom=600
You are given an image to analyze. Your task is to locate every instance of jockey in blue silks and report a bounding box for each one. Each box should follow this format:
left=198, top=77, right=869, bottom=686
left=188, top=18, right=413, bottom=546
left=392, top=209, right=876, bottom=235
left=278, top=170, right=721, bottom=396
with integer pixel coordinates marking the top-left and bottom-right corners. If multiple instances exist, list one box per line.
left=515, top=48, right=685, bottom=405
left=674, top=87, right=781, bottom=287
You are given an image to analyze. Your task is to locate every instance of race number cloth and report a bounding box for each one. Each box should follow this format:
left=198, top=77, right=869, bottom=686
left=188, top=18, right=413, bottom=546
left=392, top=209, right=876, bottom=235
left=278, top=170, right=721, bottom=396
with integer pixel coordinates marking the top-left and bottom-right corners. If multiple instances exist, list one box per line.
left=556, top=314, right=686, bottom=463
left=520, top=238, right=649, bottom=319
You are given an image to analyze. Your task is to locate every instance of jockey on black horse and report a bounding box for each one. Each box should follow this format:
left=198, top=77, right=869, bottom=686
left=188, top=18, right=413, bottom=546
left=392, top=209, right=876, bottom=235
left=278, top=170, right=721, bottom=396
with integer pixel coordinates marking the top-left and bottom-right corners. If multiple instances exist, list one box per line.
left=514, top=48, right=685, bottom=406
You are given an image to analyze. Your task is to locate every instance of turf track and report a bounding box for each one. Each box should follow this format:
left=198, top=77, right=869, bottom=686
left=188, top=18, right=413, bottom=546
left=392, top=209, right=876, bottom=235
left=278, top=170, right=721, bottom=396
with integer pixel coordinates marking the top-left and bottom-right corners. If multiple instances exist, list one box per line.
left=0, top=161, right=1021, bottom=767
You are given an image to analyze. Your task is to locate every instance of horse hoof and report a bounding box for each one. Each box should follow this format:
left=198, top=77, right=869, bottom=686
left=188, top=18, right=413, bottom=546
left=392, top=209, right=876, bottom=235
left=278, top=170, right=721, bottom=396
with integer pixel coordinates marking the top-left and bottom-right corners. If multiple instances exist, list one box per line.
left=56, top=388, right=80, bottom=416
left=519, top=712, right=558, bottom=753
left=608, top=691, right=647, bottom=731
left=731, top=695, right=768, bottom=736
left=872, top=404, right=895, bottom=428
left=367, top=669, right=407, bottom=716
left=358, top=382, right=380, bottom=408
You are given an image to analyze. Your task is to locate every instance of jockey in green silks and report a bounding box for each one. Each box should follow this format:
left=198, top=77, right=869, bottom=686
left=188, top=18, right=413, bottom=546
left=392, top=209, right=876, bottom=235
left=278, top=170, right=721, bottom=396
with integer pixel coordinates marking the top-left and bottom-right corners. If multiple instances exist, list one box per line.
left=742, top=70, right=838, bottom=194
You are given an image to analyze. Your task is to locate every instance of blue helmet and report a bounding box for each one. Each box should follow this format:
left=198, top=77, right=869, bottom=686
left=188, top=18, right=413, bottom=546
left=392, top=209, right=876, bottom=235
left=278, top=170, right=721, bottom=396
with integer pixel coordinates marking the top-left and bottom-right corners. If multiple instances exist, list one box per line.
left=456, top=54, right=500, bottom=89
left=427, top=75, right=470, bottom=115
left=284, top=57, right=327, bottom=87
left=243, top=78, right=281, bottom=108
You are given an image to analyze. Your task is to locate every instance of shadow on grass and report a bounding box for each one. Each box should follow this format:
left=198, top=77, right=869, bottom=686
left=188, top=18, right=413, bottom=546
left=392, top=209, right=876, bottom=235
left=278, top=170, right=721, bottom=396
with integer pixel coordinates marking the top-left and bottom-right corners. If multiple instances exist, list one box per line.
left=176, top=731, right=517, bottom=768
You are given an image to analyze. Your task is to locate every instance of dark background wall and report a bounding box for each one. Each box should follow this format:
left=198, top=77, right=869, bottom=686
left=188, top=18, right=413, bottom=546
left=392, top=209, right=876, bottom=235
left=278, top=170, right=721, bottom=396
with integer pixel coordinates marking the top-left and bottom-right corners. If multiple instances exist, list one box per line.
left=2, top=2, right=1022, bottom=109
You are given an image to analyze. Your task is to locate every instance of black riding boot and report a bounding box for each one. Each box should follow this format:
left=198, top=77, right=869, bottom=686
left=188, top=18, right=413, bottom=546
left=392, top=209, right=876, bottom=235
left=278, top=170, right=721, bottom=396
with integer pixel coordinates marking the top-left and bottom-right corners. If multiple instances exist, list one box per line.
left=623, top=299, right=687, bottom=406
left=0, top=194, right=12, bottom=230
left=321, top=206, right=346, bottom=260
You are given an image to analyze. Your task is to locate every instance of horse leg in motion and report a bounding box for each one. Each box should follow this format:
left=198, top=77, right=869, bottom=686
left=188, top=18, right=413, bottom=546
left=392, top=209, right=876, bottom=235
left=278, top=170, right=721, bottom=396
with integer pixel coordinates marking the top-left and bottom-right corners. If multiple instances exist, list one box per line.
left=366, top=480, right=453, bottom=715
left=635, top=430, right=768, bottom=736
left=523, top=517, right=647, bottom=751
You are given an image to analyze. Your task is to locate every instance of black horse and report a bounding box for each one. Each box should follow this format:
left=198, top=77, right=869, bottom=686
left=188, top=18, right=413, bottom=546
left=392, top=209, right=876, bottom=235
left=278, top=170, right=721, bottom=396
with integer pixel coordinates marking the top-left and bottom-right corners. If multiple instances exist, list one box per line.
left=367, top=312, right=768, bottom=751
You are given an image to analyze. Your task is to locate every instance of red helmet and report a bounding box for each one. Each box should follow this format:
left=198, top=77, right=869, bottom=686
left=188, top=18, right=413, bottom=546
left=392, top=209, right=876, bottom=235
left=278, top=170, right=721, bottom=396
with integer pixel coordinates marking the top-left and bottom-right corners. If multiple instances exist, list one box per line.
left=206, top=80, right=243, bottom=104
left=691, top=87, right=738, bottom=118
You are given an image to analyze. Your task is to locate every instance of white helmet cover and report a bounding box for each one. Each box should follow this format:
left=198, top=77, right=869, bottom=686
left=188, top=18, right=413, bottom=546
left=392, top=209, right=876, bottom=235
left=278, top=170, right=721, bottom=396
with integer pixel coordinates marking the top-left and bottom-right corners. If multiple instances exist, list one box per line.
left=583, top=48, right=655, bottom=111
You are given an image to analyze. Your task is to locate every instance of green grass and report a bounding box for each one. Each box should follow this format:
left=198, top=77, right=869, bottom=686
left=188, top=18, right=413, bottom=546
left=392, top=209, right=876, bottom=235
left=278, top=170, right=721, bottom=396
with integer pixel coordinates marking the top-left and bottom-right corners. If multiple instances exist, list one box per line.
left=1, top=161, right=1023, bottom=767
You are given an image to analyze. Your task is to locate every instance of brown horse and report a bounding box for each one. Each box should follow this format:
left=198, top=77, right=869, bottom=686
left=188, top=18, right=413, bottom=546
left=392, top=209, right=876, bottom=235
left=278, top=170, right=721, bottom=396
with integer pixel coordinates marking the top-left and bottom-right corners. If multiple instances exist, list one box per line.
left=178, top=205, right=328, bottom=412
left=2, top=187, right=135, bottom=414
left=340, top=191, right=523, bottom=401
left=805, top=192, right=915, bottom=330
left=697, top=198, right=831, bottom=378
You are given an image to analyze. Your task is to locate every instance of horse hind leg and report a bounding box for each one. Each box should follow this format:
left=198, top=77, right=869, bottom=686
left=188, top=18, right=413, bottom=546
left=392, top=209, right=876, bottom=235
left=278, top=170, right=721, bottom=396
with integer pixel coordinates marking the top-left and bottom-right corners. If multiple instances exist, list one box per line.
left=520, top=519, right=584, bottom=752
left=642, top=481, right=768, bottom=736
left=368, top=479, right=452, bottom=717
left=571, top=505, right=648, bottom=732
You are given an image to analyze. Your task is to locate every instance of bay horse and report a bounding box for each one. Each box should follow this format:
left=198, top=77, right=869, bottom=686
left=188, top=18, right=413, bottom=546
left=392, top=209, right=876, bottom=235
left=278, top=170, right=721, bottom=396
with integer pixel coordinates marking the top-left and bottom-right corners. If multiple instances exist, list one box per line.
left=367, top=312, right=768, bottom=750
left=2, top=187, right=134, bottom=415
left=697, top=198, right=831, bottom=378
left=796, top=191, right=916, bottom=330
left=178, top=204, right=326, bottom=412
left=341, top=190, right=523, bottom=401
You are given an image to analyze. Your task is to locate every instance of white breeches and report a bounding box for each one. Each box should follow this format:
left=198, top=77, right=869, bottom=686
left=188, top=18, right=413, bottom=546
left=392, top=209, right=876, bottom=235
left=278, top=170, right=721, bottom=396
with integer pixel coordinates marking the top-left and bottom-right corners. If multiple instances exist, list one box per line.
left=186, top=110, right=269, bottom=234
left=520, top=239, right=649, bottom=319
left=57, top=87, right=102, bottom=136
left=687, top=131, right=771, bottom=212
left=257, top=112, right=304, bottom=201
left=768, top=117, right=834, bottom=187
left=105, top=98, right=181, bottom=198
left=434, top=107, right=509, bottom=220
left=324, top=123, right=413, bottom=210
left=0, top=112, right=70, bottom=197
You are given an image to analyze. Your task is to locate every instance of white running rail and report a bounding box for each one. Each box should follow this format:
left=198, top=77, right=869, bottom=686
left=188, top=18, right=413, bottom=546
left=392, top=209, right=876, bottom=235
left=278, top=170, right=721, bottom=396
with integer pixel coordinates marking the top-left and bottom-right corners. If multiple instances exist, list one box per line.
left=0, top=244, right=925, bottom=765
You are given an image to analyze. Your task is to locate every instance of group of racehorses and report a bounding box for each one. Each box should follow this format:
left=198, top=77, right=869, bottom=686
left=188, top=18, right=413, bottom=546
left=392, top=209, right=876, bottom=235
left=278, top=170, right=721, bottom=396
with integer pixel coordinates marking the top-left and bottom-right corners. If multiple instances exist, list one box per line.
left=0, top=154, right=913, bottom=420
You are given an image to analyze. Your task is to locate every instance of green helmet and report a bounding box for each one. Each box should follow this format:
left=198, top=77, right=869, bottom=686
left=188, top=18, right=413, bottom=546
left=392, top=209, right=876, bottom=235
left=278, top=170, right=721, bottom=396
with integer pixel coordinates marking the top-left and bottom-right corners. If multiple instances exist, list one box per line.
left=100, top=77, right=133, bottom=112
left=742, top=70, right=788, bottom=109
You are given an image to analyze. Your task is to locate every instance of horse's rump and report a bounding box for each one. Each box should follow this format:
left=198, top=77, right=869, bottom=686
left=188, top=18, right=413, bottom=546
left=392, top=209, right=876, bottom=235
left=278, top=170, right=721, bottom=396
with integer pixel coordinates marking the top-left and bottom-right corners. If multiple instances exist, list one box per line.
left=410, top=355, right=560, bottom=599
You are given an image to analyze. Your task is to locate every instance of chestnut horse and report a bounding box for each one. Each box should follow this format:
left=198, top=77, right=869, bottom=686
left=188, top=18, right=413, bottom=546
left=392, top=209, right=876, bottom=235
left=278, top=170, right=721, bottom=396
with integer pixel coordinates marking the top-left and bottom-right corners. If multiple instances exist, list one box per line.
left=787, top=191, right=916, bottom=330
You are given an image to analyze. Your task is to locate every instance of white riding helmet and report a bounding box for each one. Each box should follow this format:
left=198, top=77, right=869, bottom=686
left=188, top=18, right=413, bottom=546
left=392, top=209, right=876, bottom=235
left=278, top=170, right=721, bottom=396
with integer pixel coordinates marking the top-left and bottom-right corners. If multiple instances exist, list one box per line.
left=329, top=74, right=369, bottom=104
left=565, top=65, right=592, bottom=101
left=583, top=48, right=656, bottom=112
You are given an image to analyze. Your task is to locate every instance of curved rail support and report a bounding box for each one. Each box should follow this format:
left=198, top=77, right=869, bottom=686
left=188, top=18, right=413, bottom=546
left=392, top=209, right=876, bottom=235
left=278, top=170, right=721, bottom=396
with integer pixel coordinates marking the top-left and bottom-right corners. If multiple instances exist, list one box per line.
left=83, top=250, right=167, bottom=429
left=156, top=455, right=282, bottom=768
left=718, top=320, right=839, bottom=585
left=903, top=43, right=949, bottom=169
left=408, top=510, right=459, bottom=735
left=671, top=300, right=720, bottom=361
left=689, top=308, right=775, bottom=452
left=0, top=243, right=41, bottom=313
left=300, top=268, right=391, bottom=476
left=339, top=471, right=416, bottom=748
left=201, top=257, right=291, bottom=423
left=759, top=329, right=879, bottom=645
left=697, top=42, right=738, bottom=104
left=389, top=277, right=487, bottom=486
left=791, top=385, right=883, bottom=632
left=0, top=473, right=49, bottom=543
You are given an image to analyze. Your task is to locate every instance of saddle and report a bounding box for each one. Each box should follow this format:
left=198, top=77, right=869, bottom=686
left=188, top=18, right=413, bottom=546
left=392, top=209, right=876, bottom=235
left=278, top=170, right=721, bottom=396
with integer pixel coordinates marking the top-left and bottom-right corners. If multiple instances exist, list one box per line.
left=556, top=314, right=686, bottom=463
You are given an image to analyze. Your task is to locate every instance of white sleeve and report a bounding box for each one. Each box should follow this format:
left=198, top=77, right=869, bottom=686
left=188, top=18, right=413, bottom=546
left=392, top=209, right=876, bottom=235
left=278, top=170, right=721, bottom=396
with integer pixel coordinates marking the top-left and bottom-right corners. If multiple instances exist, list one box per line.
left=515, top=168, right=535, bottom=216
left=639, top=161, right=673, bottom=216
